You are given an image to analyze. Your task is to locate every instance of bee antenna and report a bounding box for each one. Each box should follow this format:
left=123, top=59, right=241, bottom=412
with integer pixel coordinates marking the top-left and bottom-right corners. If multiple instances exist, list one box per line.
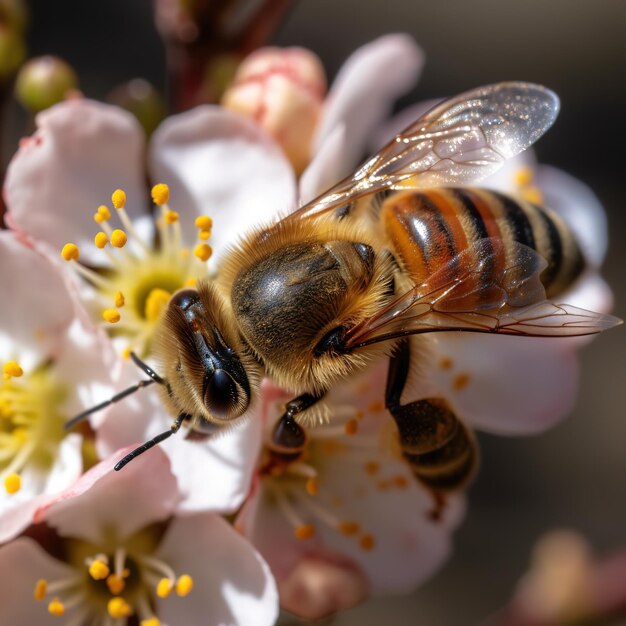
left=64, top=352, right=165, bottom=431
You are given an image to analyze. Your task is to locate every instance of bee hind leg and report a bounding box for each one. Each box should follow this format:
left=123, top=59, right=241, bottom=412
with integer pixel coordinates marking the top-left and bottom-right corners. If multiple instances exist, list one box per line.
left=385, top=340, right=478, bottom=520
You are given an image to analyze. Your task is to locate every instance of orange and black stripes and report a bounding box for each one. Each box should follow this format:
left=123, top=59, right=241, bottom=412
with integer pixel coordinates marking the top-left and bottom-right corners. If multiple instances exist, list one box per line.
left=379, top=187, right=585, bottom=298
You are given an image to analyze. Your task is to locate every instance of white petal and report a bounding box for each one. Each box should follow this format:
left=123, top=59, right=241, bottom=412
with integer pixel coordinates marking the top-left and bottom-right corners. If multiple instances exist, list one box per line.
left=156, top=513, right=279, bottom=626
left=534, top=164, right=608, bottom=267
left=0, top=232, right=74, bottom=369
left=315, top=34, right=424, bottom=175
left=37, top=447, right=180, bottom=543
left=0, top=538, right=75, bottom=625
left=149, top=106, right=297, bottom=266
left=299, top=124, right=347, bottom=204
left=427, top=334, right=580, bottom=435
left=5, top=99, right=147, bottom=264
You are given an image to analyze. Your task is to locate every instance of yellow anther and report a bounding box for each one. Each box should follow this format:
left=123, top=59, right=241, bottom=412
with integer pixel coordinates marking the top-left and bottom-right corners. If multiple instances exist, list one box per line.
left=94, top=212, right=105, bottom=223
left=151, top=183, right=170, bottom=206
left=107, top=573, right=125, bottom=595
left=94, top=232, right=109, bottom=249
left=184, top=277, right=197, bottom=287
left=338, top=521, right=361, bottom=536
left=198, top=229, right=211, bottom=240
left=88, top=559, right=110, bottom=580
left=394, top=475, right=408, bottom=489
left=115, top=291, right=125, bottom=307
left=122, top=347, right=132, bottom=360
left=305, top=477, right=318, bottom=496
left=522, top=186, right=544, bottom=205
left=34, top=579, right=47, bottom=601
left=97, top=205, right=112, bottom=220
left=4, top=473, right=21, bottom=494
left=111, top=189, right=127, bottom=209
left=3, top=361, right=23, bottom=379
left=144, top=288, right=171, bottom=322
left=344, top=418, right=358, bottom=435
left=175, top=574, right=194, bottom=597
left=140, top=618, right=162, bottom=626
left=439, top=357, right=454, bottom=370
left=110, top=229, right=128, bottom=248
left=368, top=400, right=384, bottom=413
left=294, top=524, right=315, bottom=540
left=164, top=210, right=179, bottom=225
left=48, top=598, right=65, bottom=616
left=194, top=244, right=212, bottom=262
left=359, top=534, right=375, bottom=551
left=364, top=461, right=380, bottom=475
left=195, top=215, right=213, bottom=230
left=102, top=308, right=121, bottom=324
left=61, top=243, right=80, bottom=261
left=452, top=372, right=470, bottom=391
left=156, top=578, right=173, bottom=598
left=514, top=166, right=534, bottom=187
left=107, top=597, right=133, bottom=618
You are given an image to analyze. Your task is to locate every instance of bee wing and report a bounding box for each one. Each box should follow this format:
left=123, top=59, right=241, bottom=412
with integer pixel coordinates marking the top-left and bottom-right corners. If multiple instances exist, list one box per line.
left=292, top=82, right=560, bottom=221
left=343, top=239, right=621, bottom=350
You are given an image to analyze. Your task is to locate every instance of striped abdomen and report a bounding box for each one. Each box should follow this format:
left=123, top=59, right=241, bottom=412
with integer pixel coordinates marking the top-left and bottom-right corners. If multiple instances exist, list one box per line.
left=380, top=188, right=585, bottom=298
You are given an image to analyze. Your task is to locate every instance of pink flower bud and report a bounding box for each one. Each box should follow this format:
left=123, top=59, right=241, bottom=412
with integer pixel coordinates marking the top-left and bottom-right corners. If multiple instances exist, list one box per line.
left=222, top=47, right=326, bottom=174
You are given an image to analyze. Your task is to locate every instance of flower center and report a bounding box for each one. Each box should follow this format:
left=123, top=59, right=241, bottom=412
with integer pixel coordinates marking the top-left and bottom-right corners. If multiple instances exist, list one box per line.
left=33, top=541, right=193, bottom=625
left=60, top=184, right=215, bottom=357
left=0, top=361, right=67, bottom=495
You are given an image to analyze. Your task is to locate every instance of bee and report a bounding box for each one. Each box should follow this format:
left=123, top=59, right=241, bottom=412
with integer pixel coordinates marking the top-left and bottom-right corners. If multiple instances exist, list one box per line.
left=68, top=82, right=619, bottom=497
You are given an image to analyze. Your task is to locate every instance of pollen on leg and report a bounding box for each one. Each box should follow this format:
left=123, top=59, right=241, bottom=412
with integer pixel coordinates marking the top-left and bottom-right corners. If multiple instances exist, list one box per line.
left=110, top=229, right=128, bottom=248
left=48, top=598, right=65, bottom=616
left=295, top=524, right=316, bottom=540
left=102, top=308, right=121, bottom=324
left=34, top=579, right=47, bottom=601
left=151, top=183, right=170, bottom=206
left=108, top=597, right=133, bottom=618
left=3, top=361, right=23, bottom=379
left=61, top=243, right=80, bottom=261
left=156, top=578, right=173, bottom=598
left=111, top=189, right=127, bottom=209
left=4, top=472, right=21, bottom=494
left=194, top=244, right=212, bottom=262
left=175, top=574, right=194, bottom=597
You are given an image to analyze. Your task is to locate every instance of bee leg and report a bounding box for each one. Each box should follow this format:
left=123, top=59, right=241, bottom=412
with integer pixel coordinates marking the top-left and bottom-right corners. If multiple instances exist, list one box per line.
left=269, top=392, right=325, bottom=462
left=113, top=412, right=188, bottom=471
left=385, top=340, right=478, bottom=519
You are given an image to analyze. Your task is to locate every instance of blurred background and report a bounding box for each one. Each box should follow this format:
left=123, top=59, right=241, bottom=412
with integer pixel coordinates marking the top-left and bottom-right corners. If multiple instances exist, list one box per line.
left=10, top=0, right=626, bottom=623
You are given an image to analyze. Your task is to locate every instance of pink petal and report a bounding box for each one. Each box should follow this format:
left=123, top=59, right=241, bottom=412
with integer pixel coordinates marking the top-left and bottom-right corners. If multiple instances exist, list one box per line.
left=427, top=334, right=579, bottom=435
left=0, top=232, right=74, bottom=369
left=315, top=34, right=424, bottom=175
left=4, top=99, right=146, bottom=264
left=156, top=513, right=279, bottom=626
left=149, top=106, right=297, bottom=266
left=36, top=446, right=180, bottom=543
left=534, top=164, right=608, bottom=267
left=0, top=538, right=75, bottom=625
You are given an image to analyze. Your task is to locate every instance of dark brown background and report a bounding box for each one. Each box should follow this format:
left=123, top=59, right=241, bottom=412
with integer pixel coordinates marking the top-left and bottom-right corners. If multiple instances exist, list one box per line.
left=19, top=1, right=626, bottom=624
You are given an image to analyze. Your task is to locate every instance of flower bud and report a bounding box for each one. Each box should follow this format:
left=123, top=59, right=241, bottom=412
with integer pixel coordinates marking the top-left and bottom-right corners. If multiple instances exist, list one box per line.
left=222, top=47, right=326, bottom=174
left=107, top=79, right=165, bottom=136
left=15, top=55, right=78, bottom=113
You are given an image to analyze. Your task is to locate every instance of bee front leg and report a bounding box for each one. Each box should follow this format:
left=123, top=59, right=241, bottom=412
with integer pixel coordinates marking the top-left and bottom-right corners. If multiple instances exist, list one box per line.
left=385, top=340, right=478, bottom=519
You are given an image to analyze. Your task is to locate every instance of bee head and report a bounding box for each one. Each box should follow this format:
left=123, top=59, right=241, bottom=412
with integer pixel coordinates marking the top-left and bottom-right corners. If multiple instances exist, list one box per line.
left=154, top=281, right=261, bottom=424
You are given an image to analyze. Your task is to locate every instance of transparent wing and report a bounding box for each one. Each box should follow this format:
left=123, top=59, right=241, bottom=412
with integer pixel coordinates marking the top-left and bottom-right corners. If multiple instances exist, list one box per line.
left=343, top=239, right=621, bottom=350
left=291, top=82, right=560, bottom=221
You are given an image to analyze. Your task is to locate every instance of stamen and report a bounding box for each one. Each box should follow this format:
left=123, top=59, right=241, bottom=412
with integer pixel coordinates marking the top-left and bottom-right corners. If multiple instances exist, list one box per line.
left=144, top=288, right=171, bottom=322
left=359, top=534, right=376, bottom=551
left=95, top=205, right=112, bottom=221
left=115, top=291, right=125, bottom=308
left=194, top=244, right=212, bottom=262
left=61, top=243, right=80, bottom=261
left=338, top=521, right=361, bottom=536
left=514, top=166, right=534, bottom=187
left=110, top=229, right=128, bottom=248
left=48, top=598, right=65, bottom=616
left=175, top=575, right=193, bottom=597
left=140, top=619, right=161, bottom=626
left=94, top=232, right=109, bottom=249
left=195, top=216, right=213, bottom=230
left=3, top=361, right=23, bottom=379
left=156, top=578, right=173, bottom=598
left=34, top=579, right=47, bottom=600
left=305, top=477, right=318, bottom=496
left=106, top=574, right=125, bottom=595
left=198, top=229, right=211, bottom=240
left=522, top=186, right=544, bottom=204
left=294, top=524, right=316, bottom=540
left=108, top=597, right=133, bottom=618
left=88, top=558, right=110, bottom=581
left=164, top=211, right=179, bottom=225
left=4, top=472, right=21, bottom=494
left=344, top=418, right=359, bottom=435
left=111, top=189, right=127, bottom=209
left=151, top=184, right=170, bottom=206
left=102, top=309, right=121, bottom=324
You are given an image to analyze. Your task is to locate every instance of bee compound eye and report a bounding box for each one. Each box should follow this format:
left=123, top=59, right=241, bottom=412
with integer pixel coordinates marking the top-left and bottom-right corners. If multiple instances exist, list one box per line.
left=203, top=369, right=242, bottom=420
left=170, top=289, right=200, bottom=311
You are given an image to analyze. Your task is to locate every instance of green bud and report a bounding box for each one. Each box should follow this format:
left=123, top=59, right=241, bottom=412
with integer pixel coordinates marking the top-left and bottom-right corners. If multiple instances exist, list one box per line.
left=15, top=55, right=79, bottom=113
left=0, top=24, right=26, bottom=80
left=107, top=79, right=165, bottom=136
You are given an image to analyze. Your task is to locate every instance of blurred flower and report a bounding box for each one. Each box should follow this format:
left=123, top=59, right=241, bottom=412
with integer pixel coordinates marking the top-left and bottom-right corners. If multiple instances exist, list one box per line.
left=0, top=447, right=278, bottom=626
left=237, top=364, right=465, bottom=619
left=0, top=232, right=112, bottom=542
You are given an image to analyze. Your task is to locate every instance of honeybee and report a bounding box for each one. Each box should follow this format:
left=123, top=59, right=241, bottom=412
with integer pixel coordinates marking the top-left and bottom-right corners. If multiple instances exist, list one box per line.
left=68, top=82, right=619, bottom=496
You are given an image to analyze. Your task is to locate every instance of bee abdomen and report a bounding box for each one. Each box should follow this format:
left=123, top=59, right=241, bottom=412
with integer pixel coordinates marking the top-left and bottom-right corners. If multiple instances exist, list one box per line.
left=380, top=187, right=585, bottom=298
